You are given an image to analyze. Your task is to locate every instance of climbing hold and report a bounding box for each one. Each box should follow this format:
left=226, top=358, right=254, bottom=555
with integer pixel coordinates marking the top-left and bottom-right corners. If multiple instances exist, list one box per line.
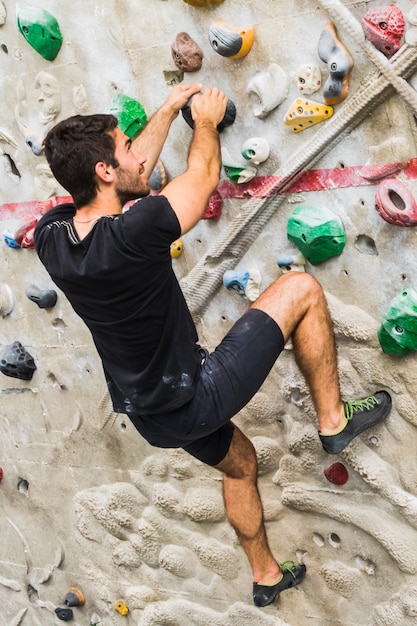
left=107, top=94, right=148, bottom=140
left=35, top=71, right=61, bottom=126
left=223, top=268, right=261, bottom=302
left=203, top=190, right=222, bottom=220
left=324, top=462, right=349, bottom=485
left=287, top=205, right=346, bottom=265
left=277, top=250, right=306, bottom=273
left=171, top=32, right=203, bottom=72
left=3, top=228, right=20, bottom=249
left=374, top=178, right=417, bottom=226
left=209, top=18, right=254, bottom=59
left=54, top=607, right=74, bottom=621
left=362, top=5, right=405, bottom=57
left=183, top=0, right=224, bottom=5
left=26, top=285, right=58, bottom=309
left=17, top=3, right=63, bottom=61
left=114, top=601, right=129, bottom=616
left=0, top=468, right=3, bottom=483
left=0, top=283, right=15, bottom=317
left=0, top=341, right=37, bottom=380
left=318, top=22, right=354, bottom=105
left=378, top=286, right=417, bottom=355
left=181, top=94, right=236, bottom=132
left=90, top=614, right=102, bottom=626
left=247, top=63, right=289, bottom=119
left=222, top=163, right=256, bottom=183
left=148, top=159, right=168, bottom=191
left=241, top=137, right=269, bottom=165
left=283, top=98, right=333, bottom=133
left=170, top=238, right=183, bottom=258
left=14, top=216, right=38, bottom=248
left=221, top=147, right=257, bottom=184
left=64, top=587, right=85, bottom=607
left=291, top=63, right=322, bottom=95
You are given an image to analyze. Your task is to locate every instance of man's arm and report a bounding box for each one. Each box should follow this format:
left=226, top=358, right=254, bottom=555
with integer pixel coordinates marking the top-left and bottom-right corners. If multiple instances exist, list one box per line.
left=160, top=87, right=228, bottom=235
left=133, top=83, right=202, bottom=179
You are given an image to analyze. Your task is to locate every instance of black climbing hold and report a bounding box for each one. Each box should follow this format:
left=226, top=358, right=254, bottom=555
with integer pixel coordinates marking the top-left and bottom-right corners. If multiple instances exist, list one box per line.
left=181, top=96, right=236, bottom=132
left=25, top=284, right=58, bottom=308
left=0, top=341, right=36, bottom=380
left=55, top=607, right=74, bottom=621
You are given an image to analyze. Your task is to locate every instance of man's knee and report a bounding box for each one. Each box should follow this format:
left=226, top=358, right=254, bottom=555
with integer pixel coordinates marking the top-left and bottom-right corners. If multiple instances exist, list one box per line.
left=214, top=427, right=258, bottom=479
left=277, top=270, right=322, bottom=297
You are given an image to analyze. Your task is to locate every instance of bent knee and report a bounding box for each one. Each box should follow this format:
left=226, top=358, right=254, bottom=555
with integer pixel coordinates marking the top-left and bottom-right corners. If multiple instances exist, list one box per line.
left=216, top=429, right=258, bottom=479
left=278, top=270, right=320, bottom=291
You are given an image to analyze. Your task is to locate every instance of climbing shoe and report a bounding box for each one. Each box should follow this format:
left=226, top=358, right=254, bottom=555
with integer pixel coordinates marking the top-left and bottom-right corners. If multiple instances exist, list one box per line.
left=253, top=561, right=306, bottom=607
left=319, top=390, right=392, bottom=454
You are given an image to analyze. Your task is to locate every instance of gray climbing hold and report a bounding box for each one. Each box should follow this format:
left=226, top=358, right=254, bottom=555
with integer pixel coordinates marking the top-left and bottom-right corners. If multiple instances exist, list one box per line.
left=25, top=284, right=57, bottom=308
left=0, top=283, right=14, bottom=317
left=55, top=607, right=73, bottom=621
left=0, top=341, right=36, bottom=380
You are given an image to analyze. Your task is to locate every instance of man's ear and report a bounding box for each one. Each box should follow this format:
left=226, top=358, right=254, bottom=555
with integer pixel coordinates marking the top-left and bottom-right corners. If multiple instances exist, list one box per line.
left=95, top=161, right=115, bottom=183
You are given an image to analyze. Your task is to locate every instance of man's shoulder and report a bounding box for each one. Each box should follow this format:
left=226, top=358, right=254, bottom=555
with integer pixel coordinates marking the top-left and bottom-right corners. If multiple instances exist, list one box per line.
left=34, top=203, right=76, bottom=253
left=126, top=194, right=179, bottom=229
left=36, top=203, right=76, bottom=229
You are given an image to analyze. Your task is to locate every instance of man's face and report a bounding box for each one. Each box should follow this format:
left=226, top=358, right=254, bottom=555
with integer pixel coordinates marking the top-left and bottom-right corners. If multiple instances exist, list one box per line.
left=111, top=127, right=150, bottom=204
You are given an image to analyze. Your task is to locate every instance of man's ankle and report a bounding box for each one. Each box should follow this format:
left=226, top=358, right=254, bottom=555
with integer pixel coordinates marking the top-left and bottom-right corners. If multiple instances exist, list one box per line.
left=318, top=403, right=346, bottom=435
left=253, top=562, right=282, bottom=585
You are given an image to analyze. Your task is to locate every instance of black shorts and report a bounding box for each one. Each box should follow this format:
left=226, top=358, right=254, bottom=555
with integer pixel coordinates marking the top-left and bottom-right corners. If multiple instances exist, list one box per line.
left=128, top=309, right=285, bottom=466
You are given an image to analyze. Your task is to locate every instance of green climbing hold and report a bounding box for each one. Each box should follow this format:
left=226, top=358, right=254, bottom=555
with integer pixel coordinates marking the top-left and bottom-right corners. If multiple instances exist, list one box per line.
left=378, top=286, right=417, bottom=355
left=17, top=3, right=63, bottom=61
left=287, top=205, right=346, bottom=265
left=107, top=94, right=148, bottom=140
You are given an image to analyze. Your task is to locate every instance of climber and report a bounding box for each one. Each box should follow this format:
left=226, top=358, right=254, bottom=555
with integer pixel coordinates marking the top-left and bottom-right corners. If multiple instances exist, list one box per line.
left=34, top=83, right=392, bottom=608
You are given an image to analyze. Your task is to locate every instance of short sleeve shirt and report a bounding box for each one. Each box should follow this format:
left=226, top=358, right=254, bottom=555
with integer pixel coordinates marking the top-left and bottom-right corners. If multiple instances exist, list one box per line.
left=34, top=196, right=202, bottom=415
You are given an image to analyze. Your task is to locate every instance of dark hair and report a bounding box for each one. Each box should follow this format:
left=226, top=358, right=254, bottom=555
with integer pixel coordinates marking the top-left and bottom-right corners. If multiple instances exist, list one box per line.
left=43, top=114, right=119, bottom=208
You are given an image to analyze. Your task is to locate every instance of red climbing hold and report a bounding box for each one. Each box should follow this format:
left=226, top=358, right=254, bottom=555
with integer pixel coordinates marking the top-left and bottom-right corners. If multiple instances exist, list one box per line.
left=0, top=467, right=3, bottom=483
left=203, top=190, right=222, bottom=220
left=324, top=462, right=348, bottom=485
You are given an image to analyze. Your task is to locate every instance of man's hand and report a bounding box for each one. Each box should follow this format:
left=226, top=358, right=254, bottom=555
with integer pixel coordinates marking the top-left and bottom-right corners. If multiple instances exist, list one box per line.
left=190, top=87, right=228, bottom=129
left=162, top=83, right=203, bottom=117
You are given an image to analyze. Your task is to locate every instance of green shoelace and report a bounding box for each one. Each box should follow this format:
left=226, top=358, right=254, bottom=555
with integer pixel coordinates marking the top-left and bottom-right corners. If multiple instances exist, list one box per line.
left=344, top=395, right=378, bottom=421
left=279, top=560, right=297, bottom=578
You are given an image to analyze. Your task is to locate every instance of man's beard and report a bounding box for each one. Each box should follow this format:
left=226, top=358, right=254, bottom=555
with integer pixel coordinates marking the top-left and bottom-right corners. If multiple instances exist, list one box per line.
left=115, top=166, right=150, bottom=205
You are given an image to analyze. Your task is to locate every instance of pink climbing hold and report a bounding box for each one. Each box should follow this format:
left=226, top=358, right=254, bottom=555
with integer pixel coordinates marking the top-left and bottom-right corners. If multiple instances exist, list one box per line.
left=374, top=178, right=417, bottom=226
left=324, top=462, right=348, bottom=485
left=362, top=5, right=405, bottom=57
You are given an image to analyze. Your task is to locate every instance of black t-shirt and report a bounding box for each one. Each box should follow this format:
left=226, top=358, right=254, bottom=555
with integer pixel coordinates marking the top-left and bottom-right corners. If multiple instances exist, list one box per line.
left=34, top=196, right=202, bottom=415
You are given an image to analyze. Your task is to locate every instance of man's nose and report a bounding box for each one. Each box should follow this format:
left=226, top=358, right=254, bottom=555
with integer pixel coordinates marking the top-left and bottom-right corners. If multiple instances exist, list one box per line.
left=133, top=149, right=146, bottom=164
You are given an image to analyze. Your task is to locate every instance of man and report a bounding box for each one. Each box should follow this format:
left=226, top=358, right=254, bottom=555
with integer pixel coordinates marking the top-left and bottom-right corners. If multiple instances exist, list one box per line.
left=34, top=83, right=392, bottom=608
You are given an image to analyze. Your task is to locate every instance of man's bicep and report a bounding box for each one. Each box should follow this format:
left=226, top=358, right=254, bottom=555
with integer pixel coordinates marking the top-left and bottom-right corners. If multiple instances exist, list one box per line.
left=161, top=170, right=213, bottom=235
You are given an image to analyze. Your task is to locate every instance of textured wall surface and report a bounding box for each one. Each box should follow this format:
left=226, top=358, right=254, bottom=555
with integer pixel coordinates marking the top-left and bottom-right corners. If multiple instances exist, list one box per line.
left=1, top=1, right=417, bottom=624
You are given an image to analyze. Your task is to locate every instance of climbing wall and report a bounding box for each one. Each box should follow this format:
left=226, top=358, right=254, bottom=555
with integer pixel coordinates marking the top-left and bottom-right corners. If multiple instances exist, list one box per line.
left=1, top=0, right=417, bottom=624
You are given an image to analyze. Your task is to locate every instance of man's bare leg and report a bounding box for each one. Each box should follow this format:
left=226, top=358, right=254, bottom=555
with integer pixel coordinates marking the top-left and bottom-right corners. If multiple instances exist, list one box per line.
left=214, top=426, right=281, bottom=585
left=251, top=271, right=345, bottom=435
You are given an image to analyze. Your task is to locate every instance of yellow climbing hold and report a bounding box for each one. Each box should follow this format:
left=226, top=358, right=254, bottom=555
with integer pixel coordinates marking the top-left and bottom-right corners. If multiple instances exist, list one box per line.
left=283, top=98, right=334, bottom=133
left=170, top=238, right=183, bottom=258
left=114, top=601, right=129, bottom=616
